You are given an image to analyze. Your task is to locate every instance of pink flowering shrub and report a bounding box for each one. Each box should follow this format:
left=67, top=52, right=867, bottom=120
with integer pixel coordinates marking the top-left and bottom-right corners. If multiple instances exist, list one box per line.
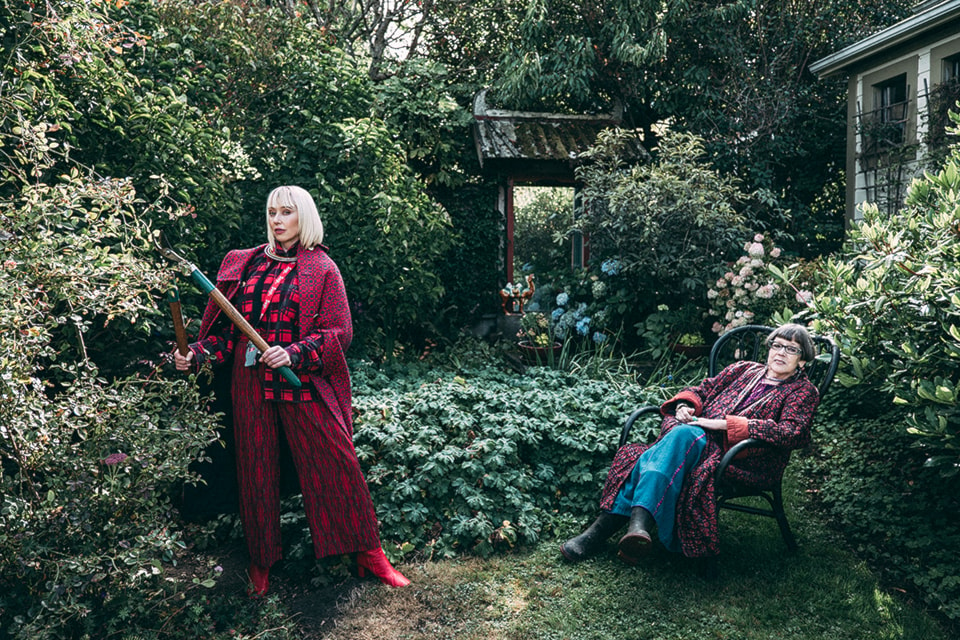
left=707, top=233, right=787, bottom=334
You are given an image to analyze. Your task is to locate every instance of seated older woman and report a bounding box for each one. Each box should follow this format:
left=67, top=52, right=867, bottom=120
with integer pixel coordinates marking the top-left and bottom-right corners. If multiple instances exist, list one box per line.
left=561, top=323, right=821, bottom=564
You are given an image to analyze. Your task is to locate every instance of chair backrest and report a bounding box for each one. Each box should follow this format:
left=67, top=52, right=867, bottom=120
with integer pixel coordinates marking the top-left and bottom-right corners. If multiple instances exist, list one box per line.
left=708, top=324, right=840, bottom=398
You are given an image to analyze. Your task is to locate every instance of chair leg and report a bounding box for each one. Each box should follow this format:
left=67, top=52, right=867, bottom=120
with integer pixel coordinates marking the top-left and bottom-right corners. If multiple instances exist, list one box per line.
left=772, top=486, right=798, bottom=551
left=698, top=556, right=719, bottom=579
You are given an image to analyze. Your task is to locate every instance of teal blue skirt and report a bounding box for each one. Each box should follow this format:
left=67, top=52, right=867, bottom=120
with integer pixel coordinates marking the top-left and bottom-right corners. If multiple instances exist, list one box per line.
left=608, top=424, right=708, bottom=552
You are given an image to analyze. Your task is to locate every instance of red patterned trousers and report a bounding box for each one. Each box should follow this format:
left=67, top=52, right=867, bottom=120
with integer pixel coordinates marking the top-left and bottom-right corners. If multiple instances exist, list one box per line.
left=230, top=350, right=381, bottom=568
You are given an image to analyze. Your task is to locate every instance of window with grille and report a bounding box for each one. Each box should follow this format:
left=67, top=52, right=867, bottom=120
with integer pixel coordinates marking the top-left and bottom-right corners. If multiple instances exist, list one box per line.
left=873, top=74, right=908, bottom=144
left=943, top=53, right=960, bottom=83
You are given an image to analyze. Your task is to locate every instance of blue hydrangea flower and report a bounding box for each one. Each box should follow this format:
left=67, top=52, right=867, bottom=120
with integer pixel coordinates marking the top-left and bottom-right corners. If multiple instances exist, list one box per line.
left=592, top=331, right=607, bottom=344
left=576, top=316, right=591, bottom=336
left=551, top=308, right=564, bottom=321
left=556, top=292, right=569, bottom=306
left=601, top=259, right=622, bottom=276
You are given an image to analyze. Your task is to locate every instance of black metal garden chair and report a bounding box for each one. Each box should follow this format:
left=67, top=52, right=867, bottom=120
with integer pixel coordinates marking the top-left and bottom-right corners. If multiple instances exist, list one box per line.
left=617, top=324, right=840, bottom=552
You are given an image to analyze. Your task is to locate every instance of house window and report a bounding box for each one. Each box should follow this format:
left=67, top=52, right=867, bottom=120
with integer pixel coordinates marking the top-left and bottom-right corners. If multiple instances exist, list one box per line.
left=873, top=74, right=908, bottom=144
left=943, top=53, right=960, bottom=84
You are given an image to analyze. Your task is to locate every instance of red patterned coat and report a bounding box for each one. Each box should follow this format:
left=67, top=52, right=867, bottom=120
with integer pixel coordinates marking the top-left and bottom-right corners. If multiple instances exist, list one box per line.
left=598, top=361, right=820, bottom=558
left=195, top=243, right=355, bottom=435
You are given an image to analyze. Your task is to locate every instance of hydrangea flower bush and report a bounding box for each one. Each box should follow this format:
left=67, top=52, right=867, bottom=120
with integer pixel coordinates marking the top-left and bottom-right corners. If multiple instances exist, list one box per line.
left=550, top=258, right=626, bottom=346
left=707, top=233, right=787, bottom=334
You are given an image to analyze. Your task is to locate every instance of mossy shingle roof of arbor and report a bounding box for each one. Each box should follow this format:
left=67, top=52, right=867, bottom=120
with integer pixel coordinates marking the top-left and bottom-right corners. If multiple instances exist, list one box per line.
left=472, top=89, right=648, bottom=179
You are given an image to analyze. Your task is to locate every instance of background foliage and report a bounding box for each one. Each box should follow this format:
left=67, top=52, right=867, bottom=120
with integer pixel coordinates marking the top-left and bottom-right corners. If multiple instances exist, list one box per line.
left=425, top=0, right=915, bottom=257
left=574, top=128, right=749, bottom=343
left=4, top=0, right=960, bottom=635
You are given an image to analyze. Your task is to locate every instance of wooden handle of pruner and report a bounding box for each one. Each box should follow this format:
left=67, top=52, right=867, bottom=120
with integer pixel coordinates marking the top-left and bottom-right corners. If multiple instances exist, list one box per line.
left=207, top=287, right=271, bottom=355
left=165, top=288, right=190, bottom=356
left=183, top=262, right=301, bottom=387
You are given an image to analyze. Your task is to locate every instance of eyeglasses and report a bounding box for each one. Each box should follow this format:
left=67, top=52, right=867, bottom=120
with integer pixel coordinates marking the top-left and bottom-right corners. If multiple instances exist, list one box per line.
left=769, top=342, right=802, bottom=356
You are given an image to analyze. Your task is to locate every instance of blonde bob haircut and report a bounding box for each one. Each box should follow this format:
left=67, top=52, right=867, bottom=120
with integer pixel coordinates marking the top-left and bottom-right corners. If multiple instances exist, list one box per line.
left=265, top=185, right=324, bottom=249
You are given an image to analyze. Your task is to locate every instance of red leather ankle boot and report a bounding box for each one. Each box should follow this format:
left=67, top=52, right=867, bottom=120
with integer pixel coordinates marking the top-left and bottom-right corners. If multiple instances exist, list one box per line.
left=248, top=563, right=270, bottom=597
left=356, top=548, right=410, bottom=587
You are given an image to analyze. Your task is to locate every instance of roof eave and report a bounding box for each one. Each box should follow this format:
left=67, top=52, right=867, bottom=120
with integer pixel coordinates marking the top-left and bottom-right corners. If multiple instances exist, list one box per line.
left=810, top=0, right=960, bottom=77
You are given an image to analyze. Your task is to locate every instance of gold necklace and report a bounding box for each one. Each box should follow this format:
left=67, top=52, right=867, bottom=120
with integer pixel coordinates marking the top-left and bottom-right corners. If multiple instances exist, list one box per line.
left=264, top=245, right=297, bottom=263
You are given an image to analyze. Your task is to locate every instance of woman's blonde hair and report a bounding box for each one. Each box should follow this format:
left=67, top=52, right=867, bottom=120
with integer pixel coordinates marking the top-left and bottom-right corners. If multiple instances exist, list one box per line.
left=265, top=185, right=324, bottom=249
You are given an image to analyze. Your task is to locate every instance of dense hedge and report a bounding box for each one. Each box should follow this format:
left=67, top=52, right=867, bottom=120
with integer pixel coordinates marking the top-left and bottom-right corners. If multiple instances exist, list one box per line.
left=799, top=126, right=960, bottom=623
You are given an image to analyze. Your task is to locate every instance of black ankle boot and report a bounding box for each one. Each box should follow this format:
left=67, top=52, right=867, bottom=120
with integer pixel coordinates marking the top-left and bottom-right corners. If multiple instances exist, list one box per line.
left=560, top=512, right=626, bottom=562
left=617, top=507, right=655, bottom=563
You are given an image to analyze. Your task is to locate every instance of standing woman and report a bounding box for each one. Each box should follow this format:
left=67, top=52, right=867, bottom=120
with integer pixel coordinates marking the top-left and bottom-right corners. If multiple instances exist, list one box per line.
left=174, top=185, right=409, bottom=595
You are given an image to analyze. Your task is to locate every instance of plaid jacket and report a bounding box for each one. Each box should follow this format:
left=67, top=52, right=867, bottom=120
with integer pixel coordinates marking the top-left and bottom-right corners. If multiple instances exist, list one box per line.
left=599, top=361, right=820, bottom=558
left=191, top=243, right=355, bottom=435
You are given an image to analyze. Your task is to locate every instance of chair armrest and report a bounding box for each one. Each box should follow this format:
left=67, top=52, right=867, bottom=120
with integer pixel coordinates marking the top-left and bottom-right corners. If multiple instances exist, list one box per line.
left=714, top=438, right=775, bottom=483
left=619, top=405, right=662, bottom=448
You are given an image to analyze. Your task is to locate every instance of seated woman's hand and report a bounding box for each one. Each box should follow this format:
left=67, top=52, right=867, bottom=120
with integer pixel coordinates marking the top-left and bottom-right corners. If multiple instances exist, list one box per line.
left=676, top=404, right=727, bottom=432
left=676, top=404, right=697, bottom=423
left=691, top=417, right=727, bottom=432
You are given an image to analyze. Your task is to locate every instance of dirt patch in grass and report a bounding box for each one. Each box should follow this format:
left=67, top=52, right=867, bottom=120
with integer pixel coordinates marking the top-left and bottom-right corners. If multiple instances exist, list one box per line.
left=313, top=558, right=523, bottom=640
left=177, top=541, right=515, bottom=639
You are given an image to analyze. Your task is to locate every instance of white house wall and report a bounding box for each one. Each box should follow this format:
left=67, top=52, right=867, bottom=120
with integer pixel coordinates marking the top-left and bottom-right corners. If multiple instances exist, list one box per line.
left=849, top=33, right=960, bottom=220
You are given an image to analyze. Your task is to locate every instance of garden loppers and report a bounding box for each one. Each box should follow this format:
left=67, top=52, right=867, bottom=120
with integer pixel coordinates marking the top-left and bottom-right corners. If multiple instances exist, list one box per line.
left=153, top=232, right=302, bottom=387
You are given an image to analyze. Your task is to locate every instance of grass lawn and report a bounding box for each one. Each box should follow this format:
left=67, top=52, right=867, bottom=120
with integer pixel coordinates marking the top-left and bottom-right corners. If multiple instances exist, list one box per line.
left=319, top=525, right=946, bottom=639
left=205, top=467, right=952, bottom=640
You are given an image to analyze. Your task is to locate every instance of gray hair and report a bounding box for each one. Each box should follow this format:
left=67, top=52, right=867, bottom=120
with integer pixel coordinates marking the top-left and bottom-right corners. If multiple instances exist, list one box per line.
left=766, top=323, right=816, bottom=361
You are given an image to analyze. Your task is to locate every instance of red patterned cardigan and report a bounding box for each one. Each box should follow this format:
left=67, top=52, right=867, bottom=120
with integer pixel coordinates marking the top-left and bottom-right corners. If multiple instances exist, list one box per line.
left=598, top=361, right=820, bottom=558
left=194, top=243, right=356, bottom=435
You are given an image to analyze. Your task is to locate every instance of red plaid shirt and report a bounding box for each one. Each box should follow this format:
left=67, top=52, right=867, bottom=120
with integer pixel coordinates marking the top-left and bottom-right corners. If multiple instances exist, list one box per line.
left=192, top=243, right=323, bottom=402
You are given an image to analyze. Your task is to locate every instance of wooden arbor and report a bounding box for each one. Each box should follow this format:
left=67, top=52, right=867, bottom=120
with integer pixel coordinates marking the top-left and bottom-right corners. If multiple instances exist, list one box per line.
left=472, top=90, right=648, bottom=285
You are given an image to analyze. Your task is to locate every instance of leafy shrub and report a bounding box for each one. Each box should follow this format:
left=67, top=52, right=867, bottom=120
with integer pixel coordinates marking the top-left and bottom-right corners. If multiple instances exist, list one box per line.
left=809, top=155, right=960, bottom=475
left=0, top=175, right=225, bottom=637
left=348, top=344, right=663, bottom=559
left=0, top=11, right=229, bottom=631
left=372, top=57, right=477, bottom=189
left=310, top=117, right=453, bottom=358
left=801, top=134, right=960, bottom=624
left=801, top=393, right=960, bottom=621
left=574, top=128, right=749, bottom=342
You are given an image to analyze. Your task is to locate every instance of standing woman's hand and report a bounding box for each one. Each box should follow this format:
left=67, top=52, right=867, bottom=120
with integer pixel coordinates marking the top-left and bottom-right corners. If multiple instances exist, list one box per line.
left=173, top=348, right=194, bottom=372
left=260, top=345, right=292, bottom=369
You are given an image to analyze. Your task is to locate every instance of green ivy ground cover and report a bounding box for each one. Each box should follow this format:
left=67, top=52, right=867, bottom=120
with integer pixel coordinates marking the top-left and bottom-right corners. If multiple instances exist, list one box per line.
left=349, top=354, right=666, bottom=559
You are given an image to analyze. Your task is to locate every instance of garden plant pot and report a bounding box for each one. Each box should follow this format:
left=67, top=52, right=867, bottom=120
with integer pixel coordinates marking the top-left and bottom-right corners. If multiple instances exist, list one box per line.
left=518, top=341, right=562, bottom=365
